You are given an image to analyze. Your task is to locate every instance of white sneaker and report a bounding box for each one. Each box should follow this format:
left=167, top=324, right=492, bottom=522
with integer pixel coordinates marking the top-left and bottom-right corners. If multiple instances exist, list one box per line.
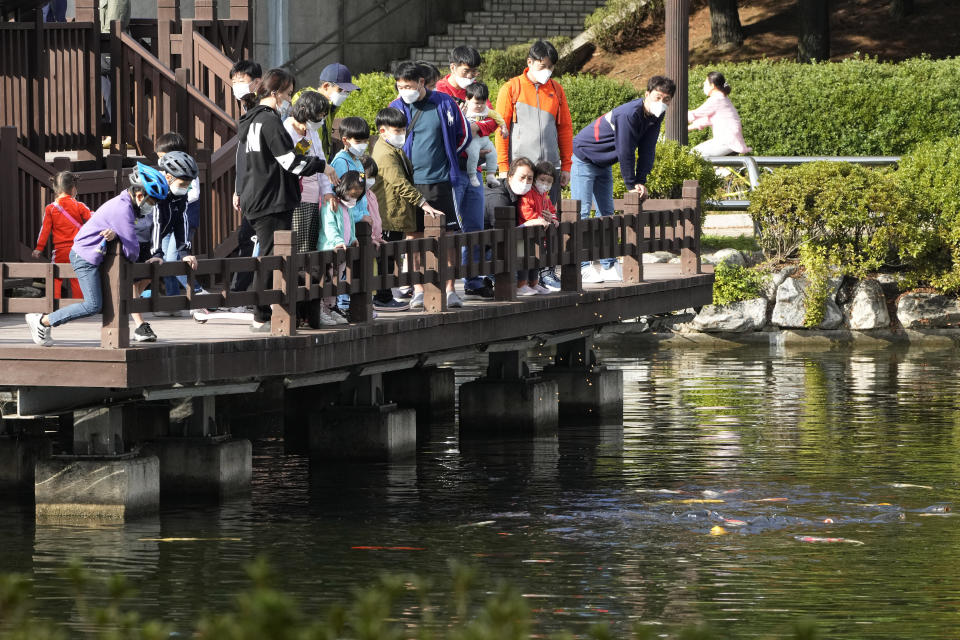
left=533, top=284, right=551, bottom=295
left=330, top=307, right=349, bottom=324
left=318, top=307, right=339, bottom=326
left=517, top=284, right=536, bottom=296
left=26, top=313, right=52, bottom=346
left=446, top=290, right=463, bottom=308
left=581, top=264, right=604, bottom=284
left=601, top=262, right=623, bottom=282
left=410, top=292, right=424, bottom=309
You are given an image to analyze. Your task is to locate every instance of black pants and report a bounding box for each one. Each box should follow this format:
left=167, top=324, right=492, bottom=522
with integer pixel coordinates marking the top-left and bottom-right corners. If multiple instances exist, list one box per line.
left=250, top=211, right=292, bottom=322
left=231, top=216, right=257, bottom=293
left=375, top=230, right=404, bottom=303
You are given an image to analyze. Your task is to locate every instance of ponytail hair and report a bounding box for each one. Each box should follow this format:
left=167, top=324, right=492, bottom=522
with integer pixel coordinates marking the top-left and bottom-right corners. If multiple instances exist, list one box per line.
left=255, top=68, right=296, bottom=105
left=50, top=171, right=78, bottom=196
left=706, top=71, right=731, bottom=96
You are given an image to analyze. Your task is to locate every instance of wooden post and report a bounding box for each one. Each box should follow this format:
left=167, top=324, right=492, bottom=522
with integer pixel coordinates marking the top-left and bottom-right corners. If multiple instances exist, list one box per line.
left=194, top=148, right=213, bottom=256
left=423, top=212, right=447, bottom=313
left=195, top=0, right=218, bottom=20
left=100, top=240, right=130, bottom=349
left=79, top=2, right=103, bottom=161
left=29, top=11, right=46, bottom=156
left=493, top=206, right=517, bottom=301
left=664, top=0, right=689, bottom=145
left=230, top=0, right=250, bottom=20
left=681, top=179, right=701, bottom=275
left=157, top=0, right=180, bottom=69
left=271, top=230, right=297, bottom=336
left=622, top=192, right=642, bottom=284
left=0, top=128, right=20, bottom=262
left=350, top=221, right=374, bottom=323
left=74, top=0, right=97, bottom=22
left=175, top=67, right=196, bottom=156
left=560, top=199, right=582, bottom=293
left=180, top=19, right=196, bottom=77
left=110, top=20, right=125, bottom=154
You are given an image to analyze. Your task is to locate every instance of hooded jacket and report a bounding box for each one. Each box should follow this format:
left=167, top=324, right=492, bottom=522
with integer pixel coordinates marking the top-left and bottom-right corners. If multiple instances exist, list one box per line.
left=237, top=104, right=325, bottom=219
left=495, top=69, right=573, bottom=173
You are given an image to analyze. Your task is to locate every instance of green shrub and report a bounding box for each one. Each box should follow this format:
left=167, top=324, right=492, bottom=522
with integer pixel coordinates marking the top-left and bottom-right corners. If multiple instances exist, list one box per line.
left=748, top=162, right=909, bottom=325
left=646, top=139, right=724, bottom=202
left=584, top=0, right=665, bottom=53
left=712, top=261, right=767, bottom=306
left=480, top=37, right=571, bottom=81
left=896, top=135, right=960, bottom=292
left=294, top=73, right=399, bottom=135
left=686, top=56, right=960, bottom=156
left=558, top=73, right=641, bottom=135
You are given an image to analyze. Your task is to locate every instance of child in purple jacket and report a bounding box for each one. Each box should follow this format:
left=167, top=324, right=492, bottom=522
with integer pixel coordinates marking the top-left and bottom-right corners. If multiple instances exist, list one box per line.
left=25, top=163, right=171, bottom=346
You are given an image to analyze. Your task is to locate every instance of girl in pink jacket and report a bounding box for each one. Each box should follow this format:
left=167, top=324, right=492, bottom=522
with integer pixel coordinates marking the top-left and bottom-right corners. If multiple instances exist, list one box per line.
left=687, top=71, right=751, bottom=157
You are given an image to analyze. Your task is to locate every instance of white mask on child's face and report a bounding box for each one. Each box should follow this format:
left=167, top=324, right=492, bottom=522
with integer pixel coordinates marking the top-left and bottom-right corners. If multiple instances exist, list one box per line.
left=383, top=131, right=406, bottom=148
left=398, top=88, right=422, bottom=104
left=531, top=67, right=552, bottom=85
left=343, top=197, right=357, bottom=207
left=535, top=181, right=552, bottom=195
left=170, top=184, right=190, bottom=197
left=307, top=119, right=324, bottom=132
left=232, top=82, right=251, bottom=100
left=348, top=142, right=368, bottom=157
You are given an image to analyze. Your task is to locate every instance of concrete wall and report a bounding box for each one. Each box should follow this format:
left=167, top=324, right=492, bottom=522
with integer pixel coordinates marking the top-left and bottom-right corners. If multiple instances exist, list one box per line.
left=251, top=0, right=483, bottom=84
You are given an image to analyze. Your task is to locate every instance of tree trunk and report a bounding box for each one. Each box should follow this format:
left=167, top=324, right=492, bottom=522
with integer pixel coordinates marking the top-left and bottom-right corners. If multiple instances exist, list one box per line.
left=709, top=0, right=744, bottom=49
left=797, top=0, right=830, bottom=63
left=889, top=0, right=913, bottom=19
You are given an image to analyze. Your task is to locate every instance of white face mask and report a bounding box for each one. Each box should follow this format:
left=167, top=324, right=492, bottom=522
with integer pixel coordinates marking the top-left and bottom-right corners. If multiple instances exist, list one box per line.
left=531, top=67, right=552, bottom=84
left=534, top=181, right=552, bottom=195
left=398, top=88, right=422, bottom=104
left=232, top=82, right=251, bottom=100
left=306, top=119, right=324, bottom=132
left=646, top=99, right=668, bottom=118
left=342, top=196, right=357, bottom=207
left=330, top=90, right=349, bottom=107
left=277, top=99, right=291, bottom=119
left=455, top=75, right=475, bottom=89
left=170, top=184, right=190, bottom=197
left=366, top=178, right=376, bottom=189
left=702, top=82, right=712, bottom=96
left=510, top=179, right=532, bottom=197
left=138, top=200, right=157, bottom=218
left=348, top=142, right=368, bottom=157
left=383, top=131, right=406, bottom=148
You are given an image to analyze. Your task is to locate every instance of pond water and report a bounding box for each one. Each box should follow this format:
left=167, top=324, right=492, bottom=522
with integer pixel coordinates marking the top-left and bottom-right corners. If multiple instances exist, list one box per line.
left=3, top=342, right=960, bottom=637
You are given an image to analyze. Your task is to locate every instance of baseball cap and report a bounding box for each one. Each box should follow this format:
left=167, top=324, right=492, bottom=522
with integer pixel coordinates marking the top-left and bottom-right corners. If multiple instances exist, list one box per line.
left=318, top=63, right=359, bottom=92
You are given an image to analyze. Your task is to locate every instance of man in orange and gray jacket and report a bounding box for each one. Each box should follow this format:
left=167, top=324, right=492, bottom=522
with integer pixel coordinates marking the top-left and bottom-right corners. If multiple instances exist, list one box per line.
left=494, top=40, right=573, bottom=209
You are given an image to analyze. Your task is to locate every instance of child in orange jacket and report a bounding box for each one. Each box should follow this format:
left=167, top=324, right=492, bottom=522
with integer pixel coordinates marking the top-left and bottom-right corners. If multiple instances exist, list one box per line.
left=33, top=171, right=92, bottom=298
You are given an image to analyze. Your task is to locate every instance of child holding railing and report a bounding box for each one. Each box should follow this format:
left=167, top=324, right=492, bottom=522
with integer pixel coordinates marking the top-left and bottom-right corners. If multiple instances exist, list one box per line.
left=316, top=171, right=364, bottom=326
left=34, top=171, right=92, bottom=299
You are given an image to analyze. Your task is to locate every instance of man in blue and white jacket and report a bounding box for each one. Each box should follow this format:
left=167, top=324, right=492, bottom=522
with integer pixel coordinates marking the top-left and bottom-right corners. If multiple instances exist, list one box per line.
left=571, top=75, right=676, bottom=283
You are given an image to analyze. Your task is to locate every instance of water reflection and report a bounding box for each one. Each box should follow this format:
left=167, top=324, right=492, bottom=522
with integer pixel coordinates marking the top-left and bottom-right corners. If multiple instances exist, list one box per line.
left=1, top=346, right=960, bottom=636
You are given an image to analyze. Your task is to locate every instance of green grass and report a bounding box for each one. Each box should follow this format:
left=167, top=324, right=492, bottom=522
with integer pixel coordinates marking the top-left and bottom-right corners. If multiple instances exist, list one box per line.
left=701, top=234, right=760, bottom=254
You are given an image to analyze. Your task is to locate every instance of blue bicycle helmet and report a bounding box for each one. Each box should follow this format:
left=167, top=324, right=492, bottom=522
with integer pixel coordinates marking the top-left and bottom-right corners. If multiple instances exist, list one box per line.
left=130, top=162, right=169, bottom=200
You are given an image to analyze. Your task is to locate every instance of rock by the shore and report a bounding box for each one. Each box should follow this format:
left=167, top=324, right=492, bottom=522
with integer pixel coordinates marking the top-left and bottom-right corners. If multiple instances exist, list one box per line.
left=845, top=280, right=890, bottom=330
left=690, top=298, right=768, bottom=333
left=771, top=276, right=843, bottom=329
left=763, top=266, right=798, bottom=301
left=703, top=248, right=747, bottom=267
left=643, top=251, right=675, bottom=264
left=897, top=293, right=960, bottom=328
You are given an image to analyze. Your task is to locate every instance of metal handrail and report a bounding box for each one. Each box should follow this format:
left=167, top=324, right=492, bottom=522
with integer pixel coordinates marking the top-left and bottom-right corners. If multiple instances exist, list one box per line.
left=705, top=155, right=901, bottom=211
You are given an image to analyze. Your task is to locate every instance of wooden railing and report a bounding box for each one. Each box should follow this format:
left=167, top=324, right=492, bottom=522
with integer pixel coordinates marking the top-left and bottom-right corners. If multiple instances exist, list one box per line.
left=0, top=183, right=703, bottom=348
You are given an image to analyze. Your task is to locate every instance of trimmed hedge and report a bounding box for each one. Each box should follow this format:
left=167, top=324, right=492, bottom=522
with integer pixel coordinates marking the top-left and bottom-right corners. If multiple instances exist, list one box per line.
left=687, top=56, right=960, bottom=156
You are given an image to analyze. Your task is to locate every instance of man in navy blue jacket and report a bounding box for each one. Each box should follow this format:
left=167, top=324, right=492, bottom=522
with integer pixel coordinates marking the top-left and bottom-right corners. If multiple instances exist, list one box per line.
left=571, top=75, right=676, bottom=282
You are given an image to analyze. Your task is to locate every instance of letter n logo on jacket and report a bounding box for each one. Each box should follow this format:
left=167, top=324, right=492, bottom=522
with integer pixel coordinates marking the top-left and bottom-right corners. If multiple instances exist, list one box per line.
left=245, top=123, right=262, bottom=152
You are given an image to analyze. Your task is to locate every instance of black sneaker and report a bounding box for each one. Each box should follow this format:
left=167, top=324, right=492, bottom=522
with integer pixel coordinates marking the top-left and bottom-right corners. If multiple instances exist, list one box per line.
left=464, top=284, right=494, bottom=298
left=373, top=298, right=410, bottom=312
left=133, top=322, right=158, bottom=342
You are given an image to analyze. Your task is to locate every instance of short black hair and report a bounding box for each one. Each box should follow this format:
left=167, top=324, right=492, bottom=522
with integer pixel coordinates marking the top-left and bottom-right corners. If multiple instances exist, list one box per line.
left=156, top=131, right=187, bottom=154
left=534, top=161, right=556, bottom=181
left=334, top=170, right=363, bottom=201
left=291, top=90, right=329, bottom=123
left=416, top=61, right=441, bottom=85
left=230, top=59, right=262, bottom=80
left=376, top=107, right=407, bottom=130
left=361, top=155, right=378, bottom=178
left=338, top=116, right=370, bottom=141
left=450, top=46, right=482, bottom=68
left=647, top=75, right=677, bottom=97
left=394, top=61, right=424, bottom=83
left=528, top=40, right=559, bottom=66
left=464, top=81, right=489, bottom=103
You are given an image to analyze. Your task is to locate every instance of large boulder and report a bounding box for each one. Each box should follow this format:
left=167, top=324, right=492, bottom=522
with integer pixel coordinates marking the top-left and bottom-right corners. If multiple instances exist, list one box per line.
left=897, top=293, right=960, bottom=328
left=703, top=248, right=747, bottom=267
left=763, top=265, right=798, bottom=301
left=642, top=251, right=675, bottom=264
left=844, top=280, right=890, bottom=330
left=771, top=276, right=843, bottom=329
left=690, top=298, right=768, bottom=333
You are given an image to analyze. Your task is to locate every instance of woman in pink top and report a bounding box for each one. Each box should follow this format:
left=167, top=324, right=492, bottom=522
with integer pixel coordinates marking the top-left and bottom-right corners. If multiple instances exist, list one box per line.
left=687, top=71, right=751, bottom=157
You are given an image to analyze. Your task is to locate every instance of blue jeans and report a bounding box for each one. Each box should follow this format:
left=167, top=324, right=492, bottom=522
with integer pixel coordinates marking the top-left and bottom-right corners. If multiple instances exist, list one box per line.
left=571, top=154, right=616, bottom=270
left=47, top=251, right=102, bottom=327
left=454, top=171, right=488, bottom=290
left=161, top=233, right=186, bottom=295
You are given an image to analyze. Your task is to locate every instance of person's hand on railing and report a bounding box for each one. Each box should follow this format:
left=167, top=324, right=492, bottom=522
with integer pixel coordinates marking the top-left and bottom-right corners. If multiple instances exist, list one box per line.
left=631, top=184, right=649, bottom=200
left=31, top=249, right=43, bottom=259
left=324, top=165, right=340, bottom=187
left=145, top=257, right=163, bottom=265
left=422, top=202, right=444, bottom=217
left=182, top=255, right=198, bottom=270
left=333, top=243, right=346, bottom=251
left=559, top=170, right=570, bottom=187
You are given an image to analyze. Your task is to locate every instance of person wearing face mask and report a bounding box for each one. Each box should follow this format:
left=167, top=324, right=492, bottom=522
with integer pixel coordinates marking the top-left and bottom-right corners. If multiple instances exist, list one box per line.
left=329, top=117, right=372, bottom=226
left=230, top=60, right=264, bottom=298
left=687, top=71, right=750, bottom=158
left=317, top=171, right=365, bottom=325
left=571, top=75, right=677, bottom=284
left=484, top=156, right=536, bottom=233
left=237, top=68, right=327, bottom=329
left=316, top=63, right=360, bottom=158
left=26, top=164, right=168, bottom=346
left=283, top=91, right=338, bottom=254
left=495, top=40, right=573, bottom=210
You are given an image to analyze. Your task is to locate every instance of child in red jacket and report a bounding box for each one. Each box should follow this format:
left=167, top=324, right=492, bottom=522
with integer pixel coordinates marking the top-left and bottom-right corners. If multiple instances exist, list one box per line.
left=516, top=162, right=559, bottom=295
left=33, top=171, right=92, bottom=298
